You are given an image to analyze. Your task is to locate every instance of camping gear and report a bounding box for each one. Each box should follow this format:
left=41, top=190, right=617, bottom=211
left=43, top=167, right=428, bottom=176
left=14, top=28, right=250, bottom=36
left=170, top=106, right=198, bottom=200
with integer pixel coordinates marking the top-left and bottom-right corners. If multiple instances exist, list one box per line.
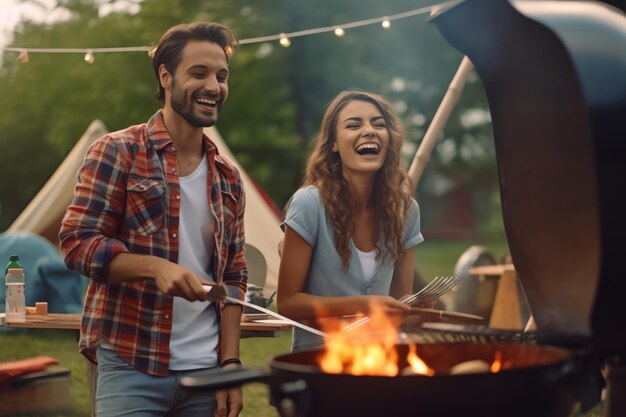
left=431, top=0, right=626, bottom=414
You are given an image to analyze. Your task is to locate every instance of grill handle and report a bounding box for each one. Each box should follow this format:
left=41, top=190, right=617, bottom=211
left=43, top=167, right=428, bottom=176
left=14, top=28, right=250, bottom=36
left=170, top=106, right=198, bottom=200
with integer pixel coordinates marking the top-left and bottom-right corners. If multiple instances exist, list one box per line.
left=180, top=367, right=270, bottom=391
left=181, top=366, right=312, bottom=417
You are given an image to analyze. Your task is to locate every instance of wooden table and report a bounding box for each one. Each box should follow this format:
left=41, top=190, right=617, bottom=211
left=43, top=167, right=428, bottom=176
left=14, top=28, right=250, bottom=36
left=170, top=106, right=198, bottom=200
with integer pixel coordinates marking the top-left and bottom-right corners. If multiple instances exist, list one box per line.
left=468, top=264, right=523, bottom=330
left=1, top=313, right=81, bottom=330
left=0, top=313, right=291, bottom=337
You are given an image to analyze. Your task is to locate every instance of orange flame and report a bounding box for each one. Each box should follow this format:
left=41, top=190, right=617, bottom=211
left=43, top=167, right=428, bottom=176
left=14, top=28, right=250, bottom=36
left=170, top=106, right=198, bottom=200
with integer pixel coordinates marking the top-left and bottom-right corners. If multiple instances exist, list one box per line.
left=407, top=343, right=435, bottom=376
left=490, top=350, right=502, bottom=373
left=319, top=303, right=399, bottom=376
left=318, top=302, right=433, bottom=376
left=317, top=302, right=509, bottom=377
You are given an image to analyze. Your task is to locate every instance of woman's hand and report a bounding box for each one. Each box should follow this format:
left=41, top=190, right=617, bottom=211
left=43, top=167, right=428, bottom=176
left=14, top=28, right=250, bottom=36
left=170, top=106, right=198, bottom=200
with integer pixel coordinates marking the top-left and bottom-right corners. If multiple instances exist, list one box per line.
left=354, top=295, right=411, bottom=315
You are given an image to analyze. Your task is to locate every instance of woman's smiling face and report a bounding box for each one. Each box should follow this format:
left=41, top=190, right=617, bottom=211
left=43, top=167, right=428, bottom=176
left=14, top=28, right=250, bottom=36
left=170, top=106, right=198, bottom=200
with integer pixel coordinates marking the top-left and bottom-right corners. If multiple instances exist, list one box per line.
left=332, top=99, right=390, bottom=177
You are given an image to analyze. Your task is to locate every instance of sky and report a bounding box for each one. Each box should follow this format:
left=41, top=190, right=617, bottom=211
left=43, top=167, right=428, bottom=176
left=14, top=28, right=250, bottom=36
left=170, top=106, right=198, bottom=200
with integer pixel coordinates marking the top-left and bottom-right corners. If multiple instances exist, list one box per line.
left=0, top=0, right=70, bottom=49
left=0, top=0, right=140, bottom=51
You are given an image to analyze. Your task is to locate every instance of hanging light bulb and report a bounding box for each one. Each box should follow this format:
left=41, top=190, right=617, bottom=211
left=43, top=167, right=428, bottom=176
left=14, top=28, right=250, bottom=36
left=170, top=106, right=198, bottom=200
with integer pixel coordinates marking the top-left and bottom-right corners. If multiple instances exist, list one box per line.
left=279, top=33, right=291, bottom=47
left=17, top=50, right=29, bottom=63
left=334, top=27, right=345, bottom=37
left=381, top=19, right=391, bottom=29
left=84, top=50, right=95, bottom=64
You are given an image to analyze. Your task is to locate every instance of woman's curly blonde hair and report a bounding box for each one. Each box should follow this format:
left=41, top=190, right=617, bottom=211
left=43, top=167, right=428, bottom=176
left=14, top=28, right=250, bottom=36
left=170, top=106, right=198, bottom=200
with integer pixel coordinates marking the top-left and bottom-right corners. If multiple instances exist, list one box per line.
left=303, top=90, right=412, bottom=270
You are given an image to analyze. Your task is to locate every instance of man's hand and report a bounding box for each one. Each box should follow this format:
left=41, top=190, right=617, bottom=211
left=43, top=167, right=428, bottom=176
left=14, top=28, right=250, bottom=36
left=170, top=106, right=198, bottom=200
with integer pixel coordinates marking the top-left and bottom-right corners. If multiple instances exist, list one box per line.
left=202, top=283, right=228, bottom=302
left=214, top=386, right=243, bottom=417
left=151, top=258, right=211, bottom=301
left=106, top=254, right=213, bottom=301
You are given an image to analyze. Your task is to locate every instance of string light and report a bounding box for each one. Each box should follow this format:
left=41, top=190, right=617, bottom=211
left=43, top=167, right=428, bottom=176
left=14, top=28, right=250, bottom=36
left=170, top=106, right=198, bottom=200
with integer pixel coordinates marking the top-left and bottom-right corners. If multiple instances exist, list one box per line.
left=84, top=50, right=94, bottom=64
left=1, top=1, right=458, bottom=61
left=17, top=50, right=29, bottom=63
left=278, top=33, right=291, bottom=48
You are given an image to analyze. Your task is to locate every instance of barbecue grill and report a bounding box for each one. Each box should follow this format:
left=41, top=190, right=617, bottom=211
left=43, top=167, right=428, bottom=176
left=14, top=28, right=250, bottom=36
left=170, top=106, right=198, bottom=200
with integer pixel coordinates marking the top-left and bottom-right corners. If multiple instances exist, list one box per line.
left=429, top=1, right=626, bottom=415
left=181, top=1, right=626, bottom=416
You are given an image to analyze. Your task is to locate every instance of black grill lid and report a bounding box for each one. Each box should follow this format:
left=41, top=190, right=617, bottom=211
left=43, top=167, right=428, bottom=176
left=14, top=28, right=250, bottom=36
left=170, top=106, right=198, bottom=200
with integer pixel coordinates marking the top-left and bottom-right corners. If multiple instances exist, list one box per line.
left=432, top=0, right=626, bottom=356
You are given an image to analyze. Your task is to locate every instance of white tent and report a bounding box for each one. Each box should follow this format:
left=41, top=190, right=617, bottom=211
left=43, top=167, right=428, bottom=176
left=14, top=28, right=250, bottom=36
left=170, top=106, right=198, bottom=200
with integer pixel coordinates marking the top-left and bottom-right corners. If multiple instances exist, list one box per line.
left=7, top=120, right=108, bottom=243
left=7, top=121, right=283, bottom=295
left=204, top=125, right=283, bottom=295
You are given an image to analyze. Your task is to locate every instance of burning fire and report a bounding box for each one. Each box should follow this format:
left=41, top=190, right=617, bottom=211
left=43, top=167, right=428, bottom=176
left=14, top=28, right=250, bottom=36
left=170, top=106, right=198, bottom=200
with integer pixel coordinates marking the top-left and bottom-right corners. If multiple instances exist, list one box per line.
left=319, top=303, right=434, bottom=376
left=407, top=343, right=435, bottom=376
left=491, top=350, right=502, bottom=373
left=318, top=301, right=507, bottom=377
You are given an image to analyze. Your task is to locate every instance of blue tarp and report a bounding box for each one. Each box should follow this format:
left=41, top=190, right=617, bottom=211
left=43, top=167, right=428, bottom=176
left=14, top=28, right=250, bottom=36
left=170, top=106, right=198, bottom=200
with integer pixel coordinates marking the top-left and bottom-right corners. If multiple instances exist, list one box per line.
left=0, top=232, right=87, bottom=330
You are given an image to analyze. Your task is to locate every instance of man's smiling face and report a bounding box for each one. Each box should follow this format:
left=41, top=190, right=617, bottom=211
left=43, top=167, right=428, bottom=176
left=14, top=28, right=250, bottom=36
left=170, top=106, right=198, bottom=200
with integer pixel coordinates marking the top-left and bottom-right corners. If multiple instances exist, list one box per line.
left=166, top=40, right=229, bottom=128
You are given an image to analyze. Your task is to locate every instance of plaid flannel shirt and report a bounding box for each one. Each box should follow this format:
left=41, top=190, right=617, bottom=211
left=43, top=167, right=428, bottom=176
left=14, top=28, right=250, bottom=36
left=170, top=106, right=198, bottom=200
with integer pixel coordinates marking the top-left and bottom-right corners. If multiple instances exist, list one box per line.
left=59, top=110, right=247, bottom=376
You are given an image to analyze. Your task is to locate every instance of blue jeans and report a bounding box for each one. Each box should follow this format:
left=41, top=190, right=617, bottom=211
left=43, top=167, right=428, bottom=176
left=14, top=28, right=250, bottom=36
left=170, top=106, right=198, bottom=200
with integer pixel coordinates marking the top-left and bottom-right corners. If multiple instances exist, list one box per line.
left=95, top=347, right=217, bottom=417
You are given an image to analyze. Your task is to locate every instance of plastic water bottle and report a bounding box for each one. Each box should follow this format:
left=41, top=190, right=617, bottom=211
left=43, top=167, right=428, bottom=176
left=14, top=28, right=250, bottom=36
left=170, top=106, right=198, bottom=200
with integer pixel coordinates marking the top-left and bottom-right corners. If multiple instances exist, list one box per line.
left=5, top=267, right=26, bottom=323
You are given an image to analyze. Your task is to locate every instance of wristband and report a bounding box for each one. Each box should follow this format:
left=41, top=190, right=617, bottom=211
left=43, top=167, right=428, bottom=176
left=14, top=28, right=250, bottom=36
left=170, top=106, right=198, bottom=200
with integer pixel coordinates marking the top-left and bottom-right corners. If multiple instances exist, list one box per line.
left=221, top=358, right=242, bottom=367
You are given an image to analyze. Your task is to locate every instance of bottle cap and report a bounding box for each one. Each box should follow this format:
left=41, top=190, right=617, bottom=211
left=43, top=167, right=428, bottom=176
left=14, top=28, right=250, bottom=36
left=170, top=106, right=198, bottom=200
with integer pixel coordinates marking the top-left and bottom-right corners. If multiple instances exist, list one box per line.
left=9, top=255, right=19, bottom=261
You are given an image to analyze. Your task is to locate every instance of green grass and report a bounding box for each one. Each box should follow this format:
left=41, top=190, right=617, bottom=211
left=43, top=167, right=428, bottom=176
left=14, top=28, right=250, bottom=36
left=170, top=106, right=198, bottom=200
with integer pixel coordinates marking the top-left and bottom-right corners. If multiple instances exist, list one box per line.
left=0, top=239, right=603, bottom=416
left=0, top=329, right=291, bottom=417
left=415, top=238, right=510, bottom=281
left=0, top=329, right=92, bottom=416
left=239, top=334, right=291, bottom=417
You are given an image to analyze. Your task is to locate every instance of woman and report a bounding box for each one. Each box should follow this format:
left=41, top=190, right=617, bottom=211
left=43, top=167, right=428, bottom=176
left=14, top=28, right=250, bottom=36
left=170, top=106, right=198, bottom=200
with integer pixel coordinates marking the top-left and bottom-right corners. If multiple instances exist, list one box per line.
left=277, top=89, right=423, bottom=351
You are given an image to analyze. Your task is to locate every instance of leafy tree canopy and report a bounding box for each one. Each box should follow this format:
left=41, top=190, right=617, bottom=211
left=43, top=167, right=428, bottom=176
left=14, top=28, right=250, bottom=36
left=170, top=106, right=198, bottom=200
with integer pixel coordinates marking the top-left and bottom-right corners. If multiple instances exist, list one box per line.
left=0, top=0, right=499, bottom=235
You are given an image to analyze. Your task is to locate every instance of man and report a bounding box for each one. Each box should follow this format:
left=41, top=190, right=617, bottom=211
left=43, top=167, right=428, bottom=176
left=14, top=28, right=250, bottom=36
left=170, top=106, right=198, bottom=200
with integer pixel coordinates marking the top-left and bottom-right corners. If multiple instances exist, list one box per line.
left=60, top=22, right=246, bottom=417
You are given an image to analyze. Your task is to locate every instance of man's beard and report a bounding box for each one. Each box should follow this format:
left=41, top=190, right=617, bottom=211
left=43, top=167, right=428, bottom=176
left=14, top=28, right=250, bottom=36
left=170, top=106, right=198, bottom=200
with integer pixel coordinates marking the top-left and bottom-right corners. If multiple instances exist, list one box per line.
left=170, top=79, right=219, bottom=128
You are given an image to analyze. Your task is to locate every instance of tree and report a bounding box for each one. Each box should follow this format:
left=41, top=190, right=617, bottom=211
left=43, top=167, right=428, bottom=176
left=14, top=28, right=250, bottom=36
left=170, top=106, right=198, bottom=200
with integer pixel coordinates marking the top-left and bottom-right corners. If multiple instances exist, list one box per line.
left=1, top=0, right=501, bottom=238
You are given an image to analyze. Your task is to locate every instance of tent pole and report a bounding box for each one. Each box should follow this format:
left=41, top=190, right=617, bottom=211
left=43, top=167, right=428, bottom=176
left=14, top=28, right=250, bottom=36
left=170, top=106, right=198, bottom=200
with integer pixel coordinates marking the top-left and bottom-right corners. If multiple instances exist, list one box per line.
left=408, top=55, right=474, bottom=192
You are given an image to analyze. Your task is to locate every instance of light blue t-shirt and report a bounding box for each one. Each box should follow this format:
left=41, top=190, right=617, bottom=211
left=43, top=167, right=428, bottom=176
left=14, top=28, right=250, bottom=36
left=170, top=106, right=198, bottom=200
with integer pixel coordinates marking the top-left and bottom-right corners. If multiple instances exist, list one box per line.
left=280, top=186, right=424, bottom=350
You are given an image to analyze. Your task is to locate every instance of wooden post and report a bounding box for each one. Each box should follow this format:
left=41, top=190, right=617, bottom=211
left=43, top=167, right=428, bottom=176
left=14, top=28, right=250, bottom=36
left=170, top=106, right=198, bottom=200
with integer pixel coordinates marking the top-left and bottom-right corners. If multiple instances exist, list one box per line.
left=409, top=56, right=474, bottom=190
left=488, top=265, right=523, bottom=330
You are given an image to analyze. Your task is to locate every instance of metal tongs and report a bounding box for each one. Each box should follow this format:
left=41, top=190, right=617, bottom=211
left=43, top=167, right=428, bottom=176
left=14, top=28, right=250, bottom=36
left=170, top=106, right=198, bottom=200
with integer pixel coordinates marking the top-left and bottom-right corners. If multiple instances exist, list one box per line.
left=202, top=284, right=326, bottom=337
left=202, top=284, right=227, bottom=302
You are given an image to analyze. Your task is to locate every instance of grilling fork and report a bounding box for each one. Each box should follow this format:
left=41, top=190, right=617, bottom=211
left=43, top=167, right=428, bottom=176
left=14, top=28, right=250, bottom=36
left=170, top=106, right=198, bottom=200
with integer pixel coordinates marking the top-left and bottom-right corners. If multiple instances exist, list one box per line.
left=343, top=275, right=460, bottom=332
left=400, top=275, right=460, bottom=306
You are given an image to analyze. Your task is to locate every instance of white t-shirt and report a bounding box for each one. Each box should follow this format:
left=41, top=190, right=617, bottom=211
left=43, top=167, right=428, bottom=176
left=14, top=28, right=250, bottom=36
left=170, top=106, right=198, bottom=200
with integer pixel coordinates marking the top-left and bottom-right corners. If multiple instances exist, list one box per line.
left=169, top=156, right=219, bottom=370
left=354, top=247, right=378, bottom=282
